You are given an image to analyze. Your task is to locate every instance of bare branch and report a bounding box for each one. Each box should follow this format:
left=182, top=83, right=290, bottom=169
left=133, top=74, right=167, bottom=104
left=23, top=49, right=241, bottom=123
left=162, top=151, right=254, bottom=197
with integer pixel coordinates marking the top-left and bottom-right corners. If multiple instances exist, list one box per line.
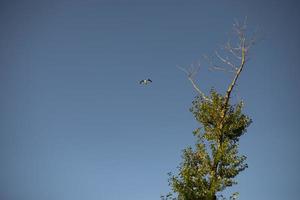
left=177, top=65, right=211, bottom=102
left=215, top=51, right=237, bottom=70
left=225, top=41, right=242, bottom=60
left=204, top=54, right=235, bottom=74
left=204, top=54, right=226, bottom=72
left=208, top=66, right=235, bottom=73
left=177, top=64, right=199, bottom=79
left=233, top=17, right=247, bottom=41
left=208, top=66, right=226, bottom=72
left=178, top=18, right=257, bottom=109
left=222, top=37, right=246, bottom=118
left=177, top=65, right=190, bottom=76
left=187, top=76, right=210, bottom=101
left=217, top=18, right=257, bottom=121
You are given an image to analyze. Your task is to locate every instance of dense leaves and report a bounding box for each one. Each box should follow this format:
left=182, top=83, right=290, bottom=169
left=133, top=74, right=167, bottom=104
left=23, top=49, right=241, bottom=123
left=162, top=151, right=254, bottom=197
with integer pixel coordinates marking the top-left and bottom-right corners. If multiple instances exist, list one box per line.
left=162, top=90, right=251, bottom=200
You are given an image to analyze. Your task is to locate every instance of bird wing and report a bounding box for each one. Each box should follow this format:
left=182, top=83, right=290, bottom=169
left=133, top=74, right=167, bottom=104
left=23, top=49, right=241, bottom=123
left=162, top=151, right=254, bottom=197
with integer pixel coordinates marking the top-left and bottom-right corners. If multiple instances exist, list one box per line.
left=147, top=79, right=152, bottom=82
left=139, top=80, right=144, bottom=84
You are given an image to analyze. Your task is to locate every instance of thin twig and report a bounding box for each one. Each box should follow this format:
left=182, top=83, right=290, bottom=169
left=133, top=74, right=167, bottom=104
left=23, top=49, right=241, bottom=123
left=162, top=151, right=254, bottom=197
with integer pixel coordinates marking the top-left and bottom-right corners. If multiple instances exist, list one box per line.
left=215, top=51, right=237, bottom=70
left=222, top=38, right=246, bottom=118
left=177, top=65, right=211, bottom=101
left=225, top=42, right=242, bottom=60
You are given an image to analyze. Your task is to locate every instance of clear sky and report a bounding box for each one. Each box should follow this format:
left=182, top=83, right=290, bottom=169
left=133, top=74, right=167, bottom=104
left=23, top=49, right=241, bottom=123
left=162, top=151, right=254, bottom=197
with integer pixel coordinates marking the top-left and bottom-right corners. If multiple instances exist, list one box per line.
left=0, top=0, right=299, bottom=199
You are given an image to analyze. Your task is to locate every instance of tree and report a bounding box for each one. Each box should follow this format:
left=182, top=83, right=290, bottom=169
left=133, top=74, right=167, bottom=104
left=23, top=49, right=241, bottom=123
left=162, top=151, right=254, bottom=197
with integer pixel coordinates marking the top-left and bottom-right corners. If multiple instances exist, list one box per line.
left=162, top=20, right=257, bottom=200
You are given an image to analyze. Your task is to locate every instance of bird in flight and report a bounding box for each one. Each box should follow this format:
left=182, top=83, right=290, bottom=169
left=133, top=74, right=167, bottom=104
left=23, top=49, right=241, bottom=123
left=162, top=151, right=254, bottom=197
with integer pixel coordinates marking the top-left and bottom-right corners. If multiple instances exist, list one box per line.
left=139, top=78, right=152, bottom=85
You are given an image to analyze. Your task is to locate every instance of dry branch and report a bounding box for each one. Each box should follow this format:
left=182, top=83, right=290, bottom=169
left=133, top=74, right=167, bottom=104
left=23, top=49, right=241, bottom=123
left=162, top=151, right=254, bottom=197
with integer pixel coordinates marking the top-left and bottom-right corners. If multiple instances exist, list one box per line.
left=179, top=19, right=256, bottom=114
left=177, top=65, right=211, bottom=102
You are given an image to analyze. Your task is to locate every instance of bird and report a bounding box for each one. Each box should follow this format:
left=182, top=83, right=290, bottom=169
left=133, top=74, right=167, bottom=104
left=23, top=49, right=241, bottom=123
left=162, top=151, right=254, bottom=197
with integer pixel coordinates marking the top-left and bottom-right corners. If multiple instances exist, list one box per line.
left=139, top=78, right=152, bottom=85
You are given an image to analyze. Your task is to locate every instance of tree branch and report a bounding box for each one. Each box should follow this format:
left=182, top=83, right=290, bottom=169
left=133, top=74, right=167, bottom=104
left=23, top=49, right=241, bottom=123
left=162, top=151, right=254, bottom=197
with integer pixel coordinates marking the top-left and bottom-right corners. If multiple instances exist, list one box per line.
left=219, top=19, right=255, bottom=119
left=223, top=38, right=246, bottom=115
left=215, top=51, right=237, bottom=70
left=225, top=41, right=242, bottom=60
left=177, top=65, right=211, bottom=102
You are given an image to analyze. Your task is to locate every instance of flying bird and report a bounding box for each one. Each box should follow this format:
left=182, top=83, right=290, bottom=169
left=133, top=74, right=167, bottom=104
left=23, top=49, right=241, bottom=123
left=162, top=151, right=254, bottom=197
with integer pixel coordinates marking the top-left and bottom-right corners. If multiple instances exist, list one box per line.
left=139, top=78, right=152, bottom=85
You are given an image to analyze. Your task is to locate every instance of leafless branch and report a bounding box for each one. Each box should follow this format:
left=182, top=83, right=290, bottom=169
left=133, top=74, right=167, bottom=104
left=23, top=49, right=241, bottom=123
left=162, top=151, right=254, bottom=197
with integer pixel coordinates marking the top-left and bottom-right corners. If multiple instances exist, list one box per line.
left=178, top=18, right=257, bottom=109
left=215, top=51, right=237, bottom=70
left=225, top=41, right=242, bottom=60
left=208, top=66, right=235, bottom=73
left=221, top=23, right=248, bottom=118
left=204, top=54, right=235, bottom=74
left=177, top=65, right=211, bottom=102
left=206, top=18, right=256, bottom=120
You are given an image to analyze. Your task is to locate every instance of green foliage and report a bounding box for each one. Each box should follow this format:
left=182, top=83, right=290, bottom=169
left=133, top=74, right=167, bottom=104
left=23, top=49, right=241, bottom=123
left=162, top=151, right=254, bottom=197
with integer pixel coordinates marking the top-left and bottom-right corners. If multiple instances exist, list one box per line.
left=162, top=90, right=251, bottom=200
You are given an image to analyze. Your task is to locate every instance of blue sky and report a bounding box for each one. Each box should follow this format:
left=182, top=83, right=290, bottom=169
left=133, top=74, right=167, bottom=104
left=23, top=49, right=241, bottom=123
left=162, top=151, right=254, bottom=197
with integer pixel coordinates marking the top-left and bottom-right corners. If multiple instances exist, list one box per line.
left=0, top=0, right=299, bottom=199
